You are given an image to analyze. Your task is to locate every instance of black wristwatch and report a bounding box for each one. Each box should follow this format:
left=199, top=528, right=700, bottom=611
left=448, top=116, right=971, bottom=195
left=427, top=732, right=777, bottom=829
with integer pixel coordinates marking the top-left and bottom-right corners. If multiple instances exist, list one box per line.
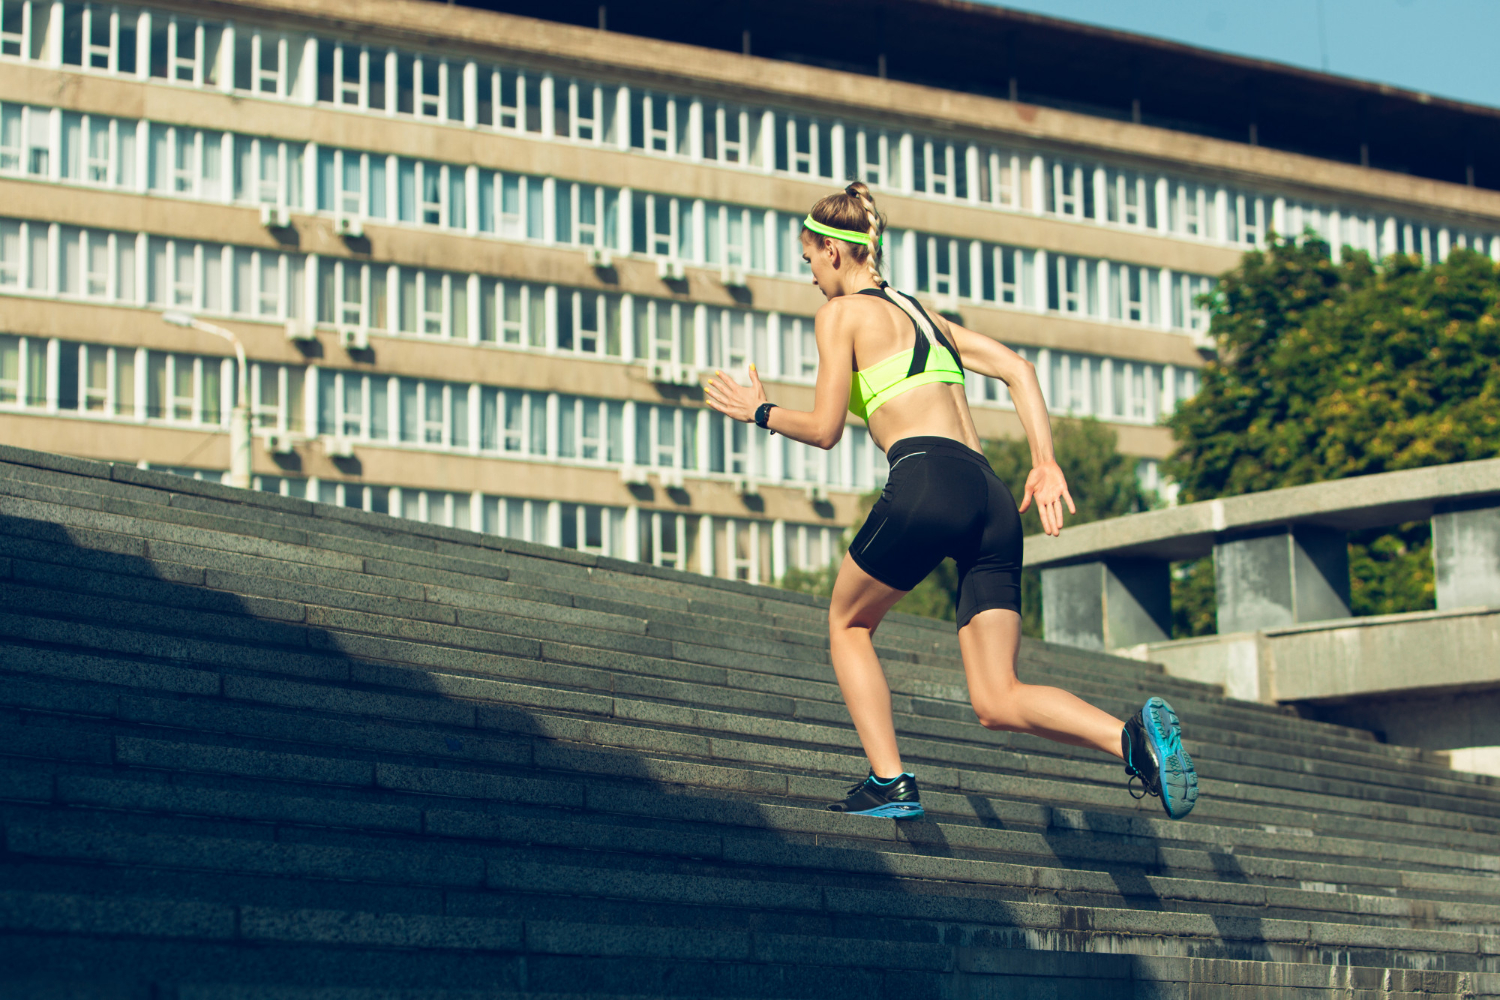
left=754, top=402, right=777, bottom=434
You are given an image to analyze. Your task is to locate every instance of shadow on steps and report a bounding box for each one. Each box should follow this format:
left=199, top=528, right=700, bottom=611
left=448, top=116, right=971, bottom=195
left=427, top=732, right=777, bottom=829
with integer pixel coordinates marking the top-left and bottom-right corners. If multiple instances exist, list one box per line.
left=0, top=505, right=1462, bottom=1000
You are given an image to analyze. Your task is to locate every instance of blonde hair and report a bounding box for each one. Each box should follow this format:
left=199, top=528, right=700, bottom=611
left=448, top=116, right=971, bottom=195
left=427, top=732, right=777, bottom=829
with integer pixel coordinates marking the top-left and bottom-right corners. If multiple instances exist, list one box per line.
left=803, top=181, right=887, bottom=283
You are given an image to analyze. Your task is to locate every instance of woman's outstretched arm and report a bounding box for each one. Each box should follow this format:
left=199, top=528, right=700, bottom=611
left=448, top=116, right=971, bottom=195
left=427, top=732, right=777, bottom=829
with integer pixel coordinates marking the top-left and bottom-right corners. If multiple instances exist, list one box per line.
left=703, top=298, right=856, bottom=450
left=942, top=320, right=1076, bottom=536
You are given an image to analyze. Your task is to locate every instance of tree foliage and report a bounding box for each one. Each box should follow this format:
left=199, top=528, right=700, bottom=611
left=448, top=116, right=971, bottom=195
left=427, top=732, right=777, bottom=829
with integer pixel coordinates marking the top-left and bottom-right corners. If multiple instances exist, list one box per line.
left=781, top=418, right=1152, bottom=637
left=1165, top=236, right=1500, bottom=627
left=1167, top=238, right=1500, bottom=498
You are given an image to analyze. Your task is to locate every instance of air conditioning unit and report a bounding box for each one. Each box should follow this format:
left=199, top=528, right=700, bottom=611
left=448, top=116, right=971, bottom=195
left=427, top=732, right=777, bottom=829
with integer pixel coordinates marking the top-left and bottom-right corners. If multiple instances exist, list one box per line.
left=656, top=258, right=686, bottom=281
left=619, top=466, right=650, bottom=486
left=805, top=484, right=829, bottom=503
left=720, top=265, right=748, bottom=288
left=338, top=326, right=369, bottom=350
left=264, top=432, right=298, bottom=455
left=259, top=204, right=291, bottom=228
left=646, top=361, right=700, bottom=387
left=325, top=437, right=355, bottom=459
left=335, top=216, right=364, bottom=239
left=284, top=319, right=316, bottom=343
left=646, top=360, right=678, bottom=384
left=657, top=469, right=685, bottom=490
left=734, top=476, right=759, bottom=497
left=585, top=246, right=613, bottom=269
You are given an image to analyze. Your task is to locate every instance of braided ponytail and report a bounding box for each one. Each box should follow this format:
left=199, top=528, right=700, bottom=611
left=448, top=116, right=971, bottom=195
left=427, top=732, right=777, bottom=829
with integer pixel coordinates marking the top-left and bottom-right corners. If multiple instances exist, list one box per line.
left=804, top=181, right=888, bottom=283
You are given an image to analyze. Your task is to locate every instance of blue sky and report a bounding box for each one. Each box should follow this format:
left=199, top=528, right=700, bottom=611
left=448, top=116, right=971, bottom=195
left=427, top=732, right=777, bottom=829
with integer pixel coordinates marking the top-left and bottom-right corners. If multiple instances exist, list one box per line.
left=983, top=0, right=1500, bottom=109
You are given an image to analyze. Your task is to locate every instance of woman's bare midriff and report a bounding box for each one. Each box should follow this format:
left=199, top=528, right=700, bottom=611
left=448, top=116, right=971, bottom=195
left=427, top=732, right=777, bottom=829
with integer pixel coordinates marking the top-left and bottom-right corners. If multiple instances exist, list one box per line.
left=865, top=382, right=981, bottom=454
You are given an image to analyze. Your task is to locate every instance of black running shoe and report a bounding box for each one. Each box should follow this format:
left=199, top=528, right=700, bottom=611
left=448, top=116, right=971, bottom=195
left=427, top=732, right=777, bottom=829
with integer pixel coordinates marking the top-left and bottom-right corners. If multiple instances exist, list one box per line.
left=826, top=772, right=924, bottom=818
left=1123, top=696, right=1198, bottom=820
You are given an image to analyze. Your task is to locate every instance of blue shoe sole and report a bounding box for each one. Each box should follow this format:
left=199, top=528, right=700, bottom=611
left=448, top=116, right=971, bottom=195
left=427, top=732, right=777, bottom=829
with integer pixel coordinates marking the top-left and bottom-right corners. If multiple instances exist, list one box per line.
left=1143, top=697, right=1198, bottom=819
left=840, top=802, right=925, bottom=819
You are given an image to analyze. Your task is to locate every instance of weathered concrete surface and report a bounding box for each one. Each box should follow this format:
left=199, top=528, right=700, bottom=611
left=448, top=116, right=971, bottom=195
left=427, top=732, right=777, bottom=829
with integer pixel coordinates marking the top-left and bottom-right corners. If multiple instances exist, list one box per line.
left=1214, top=526, right=1351, bottom=634
left=1265, top=606, right=1500, bottom=703
left=1450, top=746, right=1500, bottom=775
left=1025, top=458, right=1500, bottom=568
left=1117, top=632, right=1270, bottom=703
left=1120, top=606, right=1500, bottom=706
left=1434, top=500, right=1500, bottom=610
left=1040, top=558, right=1171, bottom=650
left=1309, top=687, right=1500, bottom=755
left=1120, top=606, right=1500, bottom=771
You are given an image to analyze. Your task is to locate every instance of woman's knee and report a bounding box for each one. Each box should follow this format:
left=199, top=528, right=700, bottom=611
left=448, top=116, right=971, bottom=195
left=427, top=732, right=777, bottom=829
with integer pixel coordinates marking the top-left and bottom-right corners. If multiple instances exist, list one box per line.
left=970, top=684, right=1023, bottom=731
left=971, top=699, right=1013, bottom=731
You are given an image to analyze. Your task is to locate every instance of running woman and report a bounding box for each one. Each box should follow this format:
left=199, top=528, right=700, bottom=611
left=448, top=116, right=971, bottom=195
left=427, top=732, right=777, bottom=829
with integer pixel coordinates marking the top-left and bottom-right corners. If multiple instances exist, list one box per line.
left=704, top=182, right=1197, bottom=822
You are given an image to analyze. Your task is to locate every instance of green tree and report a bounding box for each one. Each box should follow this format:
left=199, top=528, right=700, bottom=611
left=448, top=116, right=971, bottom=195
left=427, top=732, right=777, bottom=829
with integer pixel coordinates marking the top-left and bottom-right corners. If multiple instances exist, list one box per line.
left=1165, top=236, right=1500, bottom=625
left=781, top=418, right=1152, bottom=637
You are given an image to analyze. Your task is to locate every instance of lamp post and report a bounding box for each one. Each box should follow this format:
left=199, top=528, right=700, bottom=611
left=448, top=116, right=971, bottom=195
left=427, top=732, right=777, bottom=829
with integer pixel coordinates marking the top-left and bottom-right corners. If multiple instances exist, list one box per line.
left=162, top=311, right=252, bottom=489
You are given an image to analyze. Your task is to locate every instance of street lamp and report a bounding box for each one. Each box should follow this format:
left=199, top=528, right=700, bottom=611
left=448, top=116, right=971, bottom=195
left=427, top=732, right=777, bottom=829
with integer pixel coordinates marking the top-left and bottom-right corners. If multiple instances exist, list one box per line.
left=162, top=311, right=252, bottom=490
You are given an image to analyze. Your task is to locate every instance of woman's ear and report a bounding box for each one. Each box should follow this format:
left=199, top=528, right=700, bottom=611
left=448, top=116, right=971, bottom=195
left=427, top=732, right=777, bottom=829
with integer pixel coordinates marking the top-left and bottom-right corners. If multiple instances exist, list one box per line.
left=824, top=238, right=842, bottom=270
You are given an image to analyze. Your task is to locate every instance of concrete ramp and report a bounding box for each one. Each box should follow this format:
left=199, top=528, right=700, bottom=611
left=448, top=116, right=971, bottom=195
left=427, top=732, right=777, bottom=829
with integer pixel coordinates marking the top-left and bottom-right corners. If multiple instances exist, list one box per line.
left=2, top=445, right=1499, bottom=997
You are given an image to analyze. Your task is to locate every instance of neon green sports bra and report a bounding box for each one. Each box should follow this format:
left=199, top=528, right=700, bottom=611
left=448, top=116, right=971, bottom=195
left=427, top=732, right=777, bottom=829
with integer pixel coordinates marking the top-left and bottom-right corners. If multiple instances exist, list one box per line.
left=847, top=284, right=966, bottom=422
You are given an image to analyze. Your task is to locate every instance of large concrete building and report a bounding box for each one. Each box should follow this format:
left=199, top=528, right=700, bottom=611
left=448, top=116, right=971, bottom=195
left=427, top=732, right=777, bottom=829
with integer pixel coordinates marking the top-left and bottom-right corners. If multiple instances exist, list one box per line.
left=2, top=0, right=1497, bottom=584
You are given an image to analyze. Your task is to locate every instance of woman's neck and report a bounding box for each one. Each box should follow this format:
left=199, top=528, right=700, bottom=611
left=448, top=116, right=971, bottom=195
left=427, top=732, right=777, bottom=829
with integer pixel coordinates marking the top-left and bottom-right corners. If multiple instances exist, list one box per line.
left=833, top=272, right=881, bottom=297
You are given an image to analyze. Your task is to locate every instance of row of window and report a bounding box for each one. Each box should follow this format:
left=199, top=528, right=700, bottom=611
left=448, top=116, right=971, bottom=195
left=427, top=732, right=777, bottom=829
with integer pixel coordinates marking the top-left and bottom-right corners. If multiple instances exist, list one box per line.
left=890, top=233, right=1215, bottom=333
left=5, top=1, right=1497, bottom=257
left=0, top=216, right=1224, bottom=367
left=2, top=326, right=1199, bottom=483
left=966, top=346, right=1199, bottom=426
left=311, top=369, right=881, bottom=488
left=0, top=218, right=306, bottom=319
left=150, top=465, right=841, bottom=582
left=13, top=103, right=1498, bottom=296
left=1, top=333, right=889, bottom=490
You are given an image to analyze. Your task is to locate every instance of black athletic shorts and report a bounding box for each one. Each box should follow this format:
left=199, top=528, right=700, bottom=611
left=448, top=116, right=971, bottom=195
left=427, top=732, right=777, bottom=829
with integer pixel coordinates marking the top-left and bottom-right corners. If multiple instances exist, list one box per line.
left=848, top=436, right=1023, bottom=629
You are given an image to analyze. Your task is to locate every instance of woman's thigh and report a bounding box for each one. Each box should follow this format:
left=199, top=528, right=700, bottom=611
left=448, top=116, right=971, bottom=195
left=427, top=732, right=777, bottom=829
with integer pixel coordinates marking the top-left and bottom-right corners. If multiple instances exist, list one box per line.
left=957, top=607, right=1024, bottom=705
left=828, top=552, right=909, bottom=633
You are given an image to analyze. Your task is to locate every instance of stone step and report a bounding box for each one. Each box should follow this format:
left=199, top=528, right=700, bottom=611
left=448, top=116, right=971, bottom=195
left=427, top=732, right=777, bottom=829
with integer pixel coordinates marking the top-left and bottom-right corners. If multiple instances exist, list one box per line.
left=0, top=471, right=1204, bottom=690
left=0, top=510, right=1452, bottom=778
left=0, top=546, right=1422, bottom=767
left=0, top=467, right=1455, bottom=789
left=0, top=467, right=1391, bottom=736
left=7, top=659, right=1500, bottom=880
left=6, top=606, right=1500, bottom=842
left=0, top=542, right=1476, bottom=809
left=8, top=808, right=1500, bottom=966
left=0, top=575, right=1494, bottom=827
left=0, top=588, right=1473, bottom=817
left=0, top=458, right=1428, bottom=743
left=3, top=444, right=1496, bottom=994
left=3, top=934, right=1493, bottom=1000
left=9, top=747, right=1500, bottom=910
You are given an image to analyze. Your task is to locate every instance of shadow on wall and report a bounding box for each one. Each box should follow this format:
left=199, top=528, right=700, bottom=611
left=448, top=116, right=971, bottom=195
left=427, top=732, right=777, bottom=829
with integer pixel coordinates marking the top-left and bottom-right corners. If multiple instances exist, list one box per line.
left=0, top=504, right=1282, bottom=995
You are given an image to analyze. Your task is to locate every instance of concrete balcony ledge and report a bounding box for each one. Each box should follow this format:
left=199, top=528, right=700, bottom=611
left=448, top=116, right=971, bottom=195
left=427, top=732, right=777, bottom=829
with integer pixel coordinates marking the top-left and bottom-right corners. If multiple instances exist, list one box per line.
left=1031, top=458, right=1500, bottom=653
left=1115, top=605, right=1500, bottom=773
left=1114, top=604, right=1500, bottom=705
left=1024, top=457, right=1500, bottom=569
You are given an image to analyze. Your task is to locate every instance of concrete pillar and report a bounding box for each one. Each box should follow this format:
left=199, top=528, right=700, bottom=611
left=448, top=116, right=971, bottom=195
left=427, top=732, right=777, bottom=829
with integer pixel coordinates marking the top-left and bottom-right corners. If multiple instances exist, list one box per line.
left=1042, top=558, right=1170, bottom=651
left=1214, top=526, right=1349, bottom=634
left=1433, top=500, right=1500, bottom=610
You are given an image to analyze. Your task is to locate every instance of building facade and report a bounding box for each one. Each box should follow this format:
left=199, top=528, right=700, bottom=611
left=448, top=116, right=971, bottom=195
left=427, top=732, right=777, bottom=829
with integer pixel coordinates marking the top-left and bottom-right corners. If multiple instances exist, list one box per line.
left=2, top=0, right=1498, bottom=582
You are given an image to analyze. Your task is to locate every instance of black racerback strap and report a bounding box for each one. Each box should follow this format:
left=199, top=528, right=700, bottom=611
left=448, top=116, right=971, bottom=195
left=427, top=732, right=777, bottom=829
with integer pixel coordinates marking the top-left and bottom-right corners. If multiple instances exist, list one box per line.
left=855, top=284, right=960, bottom=376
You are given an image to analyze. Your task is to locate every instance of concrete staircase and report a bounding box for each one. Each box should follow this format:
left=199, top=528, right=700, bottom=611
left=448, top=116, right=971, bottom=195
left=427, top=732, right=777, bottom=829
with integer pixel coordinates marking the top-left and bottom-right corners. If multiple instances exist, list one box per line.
left=1, top=443, right=1497, bottom=999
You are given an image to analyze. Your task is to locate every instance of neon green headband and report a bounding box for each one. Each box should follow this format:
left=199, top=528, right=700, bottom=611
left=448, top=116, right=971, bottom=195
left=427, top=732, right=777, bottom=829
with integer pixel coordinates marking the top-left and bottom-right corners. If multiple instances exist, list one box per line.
left=802, top=215, right=882, bottom=249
